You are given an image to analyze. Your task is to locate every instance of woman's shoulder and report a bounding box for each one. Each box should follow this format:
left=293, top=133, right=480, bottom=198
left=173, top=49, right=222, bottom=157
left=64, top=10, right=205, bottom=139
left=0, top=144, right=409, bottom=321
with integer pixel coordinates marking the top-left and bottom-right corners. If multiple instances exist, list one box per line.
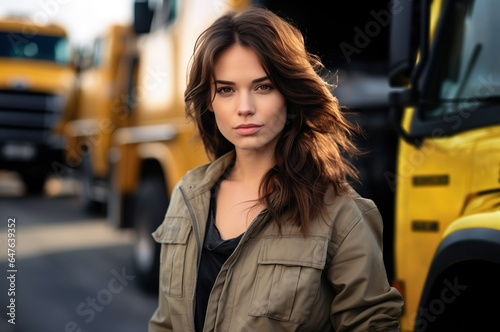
left=324, top=185, right=378, bottom=217
left=320, top=185, right=382, bottom=244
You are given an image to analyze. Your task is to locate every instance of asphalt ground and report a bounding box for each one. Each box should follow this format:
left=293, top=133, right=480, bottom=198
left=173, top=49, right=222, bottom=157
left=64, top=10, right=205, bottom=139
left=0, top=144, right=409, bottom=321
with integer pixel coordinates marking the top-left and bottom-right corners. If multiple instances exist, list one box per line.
left=0, top=171, right=158, bottom=332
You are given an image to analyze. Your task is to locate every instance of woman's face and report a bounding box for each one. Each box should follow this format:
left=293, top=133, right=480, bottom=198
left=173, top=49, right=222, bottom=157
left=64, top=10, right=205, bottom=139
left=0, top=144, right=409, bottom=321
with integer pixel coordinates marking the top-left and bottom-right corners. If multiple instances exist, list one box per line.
left=211, top=44, right=287, bottom=157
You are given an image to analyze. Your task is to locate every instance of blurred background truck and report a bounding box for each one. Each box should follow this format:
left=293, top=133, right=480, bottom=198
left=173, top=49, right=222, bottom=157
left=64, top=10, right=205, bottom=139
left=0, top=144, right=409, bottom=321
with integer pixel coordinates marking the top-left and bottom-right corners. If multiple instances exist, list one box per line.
left=64, top=0, right=399, bottom=291
left=389, top=0, right=500, bottom=330
left=64, top=23, right=138, bottom=210
left=0, top=17, right=76, bottom=194
left=64, top=0, right=249, bottom=289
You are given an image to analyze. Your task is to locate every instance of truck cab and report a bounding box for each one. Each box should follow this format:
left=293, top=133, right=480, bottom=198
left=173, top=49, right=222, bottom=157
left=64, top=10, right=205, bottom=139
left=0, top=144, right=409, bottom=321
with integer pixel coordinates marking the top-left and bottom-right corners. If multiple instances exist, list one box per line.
left=0, top=17, right=76, bottom=193
left=390, top=0, right=500, bottom=330
left=65, top=23, right=137, bottom=209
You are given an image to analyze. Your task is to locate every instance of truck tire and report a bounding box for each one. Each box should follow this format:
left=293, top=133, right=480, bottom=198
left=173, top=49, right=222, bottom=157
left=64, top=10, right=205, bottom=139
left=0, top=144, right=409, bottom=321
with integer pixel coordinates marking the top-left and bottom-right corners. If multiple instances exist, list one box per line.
left=20, top=171, right=47, bottom=195
left=133, top=176, right=168, bottom=292
left=416, top=260, right=500, bottom=331
left=79, top=153, right=105, bottom=212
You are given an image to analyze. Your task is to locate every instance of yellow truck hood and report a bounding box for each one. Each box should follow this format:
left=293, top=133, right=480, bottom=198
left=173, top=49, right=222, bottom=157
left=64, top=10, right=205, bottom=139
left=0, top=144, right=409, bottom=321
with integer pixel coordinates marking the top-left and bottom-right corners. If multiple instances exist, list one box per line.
left=0, top=58, right=76, bottom=95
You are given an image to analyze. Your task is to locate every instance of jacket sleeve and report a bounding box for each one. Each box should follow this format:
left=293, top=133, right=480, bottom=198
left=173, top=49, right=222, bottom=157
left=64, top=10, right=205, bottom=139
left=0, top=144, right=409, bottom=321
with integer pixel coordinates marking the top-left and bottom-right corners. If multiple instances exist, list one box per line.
left=326, top=202, right=403, bottom=332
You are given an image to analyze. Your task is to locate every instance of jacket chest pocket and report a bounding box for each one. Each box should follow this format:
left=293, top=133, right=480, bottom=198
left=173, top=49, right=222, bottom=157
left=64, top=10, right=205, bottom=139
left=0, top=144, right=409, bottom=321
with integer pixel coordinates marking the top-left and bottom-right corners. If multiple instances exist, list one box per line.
left=248, top=235, right=328, bottom=324
left=152, top=217, right=192, bottom=298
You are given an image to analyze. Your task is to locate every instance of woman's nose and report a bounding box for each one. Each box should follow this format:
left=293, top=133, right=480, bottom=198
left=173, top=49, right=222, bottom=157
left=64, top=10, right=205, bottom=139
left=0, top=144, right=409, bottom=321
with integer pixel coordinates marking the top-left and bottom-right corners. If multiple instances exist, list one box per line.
left=236, top=92, right=256, bottom=117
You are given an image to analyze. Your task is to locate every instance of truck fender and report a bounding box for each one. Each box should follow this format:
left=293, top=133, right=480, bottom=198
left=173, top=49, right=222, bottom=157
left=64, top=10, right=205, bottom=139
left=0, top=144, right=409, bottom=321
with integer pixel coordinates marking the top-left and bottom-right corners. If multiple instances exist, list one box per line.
left=415, top=224, right=500, bottom=331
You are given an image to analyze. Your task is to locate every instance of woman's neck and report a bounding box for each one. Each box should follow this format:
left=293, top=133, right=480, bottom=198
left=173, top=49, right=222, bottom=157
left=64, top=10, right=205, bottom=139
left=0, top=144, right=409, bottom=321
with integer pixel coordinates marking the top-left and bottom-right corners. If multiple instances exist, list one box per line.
left=230, top=149, right=275, bottom=186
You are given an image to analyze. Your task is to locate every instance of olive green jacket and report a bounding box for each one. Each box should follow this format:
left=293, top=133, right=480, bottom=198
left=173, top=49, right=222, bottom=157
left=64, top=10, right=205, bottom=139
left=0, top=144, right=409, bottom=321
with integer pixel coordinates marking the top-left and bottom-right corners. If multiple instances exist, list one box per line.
left=149, top=151, right=403, bottom=332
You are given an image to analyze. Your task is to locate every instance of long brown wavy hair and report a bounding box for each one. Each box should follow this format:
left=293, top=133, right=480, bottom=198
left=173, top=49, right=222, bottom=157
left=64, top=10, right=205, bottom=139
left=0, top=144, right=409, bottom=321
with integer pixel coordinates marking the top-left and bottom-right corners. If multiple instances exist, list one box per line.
left=185, top=7, right=360, bottom=235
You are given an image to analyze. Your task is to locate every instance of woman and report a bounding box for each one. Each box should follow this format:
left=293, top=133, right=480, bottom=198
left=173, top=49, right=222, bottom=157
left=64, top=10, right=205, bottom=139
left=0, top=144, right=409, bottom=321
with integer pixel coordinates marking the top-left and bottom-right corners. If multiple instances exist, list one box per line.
left=149, top=7, right=403, bottom=332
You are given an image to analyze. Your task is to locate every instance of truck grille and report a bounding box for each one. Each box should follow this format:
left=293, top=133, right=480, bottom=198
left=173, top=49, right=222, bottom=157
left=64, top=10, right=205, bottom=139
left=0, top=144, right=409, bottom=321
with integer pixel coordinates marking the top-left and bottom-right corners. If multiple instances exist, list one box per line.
left=0, top=90, right=64, bottom=143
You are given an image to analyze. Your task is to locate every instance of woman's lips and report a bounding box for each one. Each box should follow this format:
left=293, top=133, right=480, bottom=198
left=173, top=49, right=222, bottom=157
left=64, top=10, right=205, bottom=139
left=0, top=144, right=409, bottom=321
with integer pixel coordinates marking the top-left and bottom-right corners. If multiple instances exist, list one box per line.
left=234, top=124, right=262, bottom=135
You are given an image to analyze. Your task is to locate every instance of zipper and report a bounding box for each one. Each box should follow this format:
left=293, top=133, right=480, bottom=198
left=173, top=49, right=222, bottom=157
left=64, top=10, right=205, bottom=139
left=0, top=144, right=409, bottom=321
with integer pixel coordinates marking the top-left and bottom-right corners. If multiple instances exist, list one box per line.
left=236, top=209, right=267, bottom=245
left=203, top=209, right=268, bottom=331
left=217, top=210, right=265, bottom=269
left=179, top=186, right=202, bottom=332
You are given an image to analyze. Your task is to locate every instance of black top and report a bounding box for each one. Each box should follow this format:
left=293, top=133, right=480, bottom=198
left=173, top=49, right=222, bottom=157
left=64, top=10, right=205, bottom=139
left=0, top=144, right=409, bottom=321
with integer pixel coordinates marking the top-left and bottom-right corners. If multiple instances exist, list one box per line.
left=195, top=161, right=242, bottom=332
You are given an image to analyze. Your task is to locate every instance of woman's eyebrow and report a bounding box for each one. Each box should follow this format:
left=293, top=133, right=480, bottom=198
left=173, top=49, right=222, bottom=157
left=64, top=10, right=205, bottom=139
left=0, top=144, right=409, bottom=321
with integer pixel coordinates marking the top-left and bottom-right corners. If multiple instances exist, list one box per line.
left=213, top=76, right=269, bottom=85
left=252, top=76, right=270, bottom=83
left=213, top=80, right=235, bottom=85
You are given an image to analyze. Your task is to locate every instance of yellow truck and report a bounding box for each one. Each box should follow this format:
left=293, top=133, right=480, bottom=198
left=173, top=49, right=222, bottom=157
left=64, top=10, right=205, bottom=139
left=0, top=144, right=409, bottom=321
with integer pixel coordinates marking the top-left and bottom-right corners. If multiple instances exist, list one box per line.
left=64, top=24, right=137, bottom=209
left=389, top=0, right=500, bottom=330
left=0, top=17, right=76, bottom=193
left=64, top=0, right=249, bottom=289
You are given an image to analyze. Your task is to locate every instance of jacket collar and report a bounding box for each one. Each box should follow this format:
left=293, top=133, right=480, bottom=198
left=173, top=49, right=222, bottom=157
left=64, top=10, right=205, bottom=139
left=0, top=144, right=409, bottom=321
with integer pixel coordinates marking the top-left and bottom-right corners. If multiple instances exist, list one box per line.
left=178, top=150, right=236, bottom=200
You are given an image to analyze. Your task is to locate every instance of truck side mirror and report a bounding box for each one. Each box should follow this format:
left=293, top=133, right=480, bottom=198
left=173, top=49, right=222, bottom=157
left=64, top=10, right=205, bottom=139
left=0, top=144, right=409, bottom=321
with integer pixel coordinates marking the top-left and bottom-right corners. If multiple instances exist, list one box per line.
left=389, top=0, right=419, bottom=87
left=134, top=0, right=154, bottom=34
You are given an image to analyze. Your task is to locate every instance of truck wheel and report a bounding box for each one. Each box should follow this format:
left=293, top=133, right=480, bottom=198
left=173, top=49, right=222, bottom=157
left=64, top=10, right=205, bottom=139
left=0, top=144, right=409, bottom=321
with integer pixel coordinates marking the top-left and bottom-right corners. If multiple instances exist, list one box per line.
left=133, top=176, right=168, bottom=292
left=21, top=172, right=47, bottom=195
left=79, top=153, right=105, bottom=212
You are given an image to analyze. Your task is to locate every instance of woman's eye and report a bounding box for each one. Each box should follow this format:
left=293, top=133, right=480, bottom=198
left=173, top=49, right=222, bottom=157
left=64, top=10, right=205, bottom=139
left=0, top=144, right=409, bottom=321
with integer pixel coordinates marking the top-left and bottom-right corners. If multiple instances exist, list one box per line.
left=256, top=84, right=273, bottom=92
left=217, top=87, right=233, bottom=94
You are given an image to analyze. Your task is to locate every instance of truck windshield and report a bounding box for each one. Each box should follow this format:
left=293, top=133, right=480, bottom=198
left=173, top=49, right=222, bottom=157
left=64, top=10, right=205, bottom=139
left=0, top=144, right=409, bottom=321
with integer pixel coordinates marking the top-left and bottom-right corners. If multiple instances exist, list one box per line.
left=422, top=0, right=500, bottom=120
left=0, top=32, right=69, bottom=65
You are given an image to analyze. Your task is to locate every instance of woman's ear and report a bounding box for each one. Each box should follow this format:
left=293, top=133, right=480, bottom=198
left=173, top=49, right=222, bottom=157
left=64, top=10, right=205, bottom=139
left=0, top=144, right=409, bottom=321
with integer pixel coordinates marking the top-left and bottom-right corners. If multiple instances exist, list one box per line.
left=208, top=90, right=215, bottom=112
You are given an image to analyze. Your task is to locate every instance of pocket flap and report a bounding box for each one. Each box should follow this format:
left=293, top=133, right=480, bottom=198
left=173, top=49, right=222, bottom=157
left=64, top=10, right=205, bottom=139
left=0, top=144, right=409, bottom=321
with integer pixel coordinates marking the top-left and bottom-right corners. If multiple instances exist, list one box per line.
left=152, top=217, right=191, bottom=244
left=258, top=235, right=328, bottom=269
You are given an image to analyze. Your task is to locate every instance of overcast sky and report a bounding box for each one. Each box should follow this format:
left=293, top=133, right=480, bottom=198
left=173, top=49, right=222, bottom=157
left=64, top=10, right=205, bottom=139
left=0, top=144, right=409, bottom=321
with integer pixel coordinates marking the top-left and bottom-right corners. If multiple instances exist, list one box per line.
left=0, top=0, right=133, bottom=47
